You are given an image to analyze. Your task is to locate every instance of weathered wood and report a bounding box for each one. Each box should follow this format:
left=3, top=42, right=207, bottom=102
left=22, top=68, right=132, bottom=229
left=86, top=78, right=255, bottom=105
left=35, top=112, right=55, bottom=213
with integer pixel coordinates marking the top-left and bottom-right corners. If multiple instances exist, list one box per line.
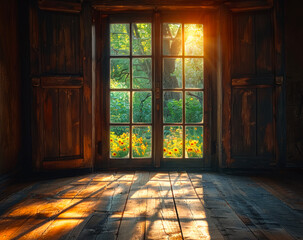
left=81, top=2, right=93, bottom=169
left=206, top=174, right=300, bottom=240
left=256, top=88, right=274, bottom=157
left=255, top=12, right=274, bottom=75
left=117, top=172, right=149, bottom=240
left=189, top=173, right=258, bottom=240
left=59, top=89, right=81, bottom=157
left=232, top=77, right=274, bottom=86
left=169, top=172, right=224, bottom=240
left=42, top=158, right=84, bottom=169
left=72, top=173, right=134, bottom=240
left=231, top=88, right=257, bottom=157
left=41, top=76, right=83, bottom=88
left=221, top=7, right=232, bottom=168
left=232, top=13, right=255, bottom=77
left=145, top=172, right=183, bottom=239
left=40, top=11, right=81, bottom=75
left=38, top=0, right=82, bottom=13
left=1, top=172, right=303, bottom=239
left=273, top=0, right=286, bottom=167
left=43, top=88, right=60, bottom=160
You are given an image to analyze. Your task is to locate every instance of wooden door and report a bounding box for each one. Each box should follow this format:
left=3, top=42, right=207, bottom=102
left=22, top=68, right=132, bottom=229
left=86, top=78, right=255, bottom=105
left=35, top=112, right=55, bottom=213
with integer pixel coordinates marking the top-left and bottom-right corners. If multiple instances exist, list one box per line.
left=222, top=8, right=285, bottom=168
left=30, top=1, right=92, bottom=171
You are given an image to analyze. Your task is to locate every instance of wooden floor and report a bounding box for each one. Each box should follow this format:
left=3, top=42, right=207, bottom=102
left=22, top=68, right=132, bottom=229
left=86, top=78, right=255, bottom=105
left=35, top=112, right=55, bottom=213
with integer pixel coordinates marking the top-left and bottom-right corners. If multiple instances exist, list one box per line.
left=0, top=172, right=303, bottom=240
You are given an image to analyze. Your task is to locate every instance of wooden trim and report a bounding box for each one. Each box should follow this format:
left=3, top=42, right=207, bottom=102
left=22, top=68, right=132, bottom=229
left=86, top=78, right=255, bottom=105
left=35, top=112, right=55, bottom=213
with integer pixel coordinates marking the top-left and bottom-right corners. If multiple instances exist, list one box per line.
left=81, top=2, right=93, bottom=169
left=221, top=7, right=232, bottom=168
left=232, top=77, right=274, bottom=86
left=38, top=0, right=82, bottom=13
left=273, top=0, right=286, bottom=167
left=42, top=158, right=85, bottom=169
left=224, top=0, right=273, bottom=12
left=32, top=77, right=41, bottom=87
left=40, top=76, right=83, bottom=88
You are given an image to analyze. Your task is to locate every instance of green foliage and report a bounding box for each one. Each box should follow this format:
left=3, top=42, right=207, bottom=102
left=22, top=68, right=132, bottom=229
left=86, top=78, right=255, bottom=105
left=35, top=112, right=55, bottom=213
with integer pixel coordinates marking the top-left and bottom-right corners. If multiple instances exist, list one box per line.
left=110, top=24, right=130, bottom=56
left=110, top=92, right=130, bottom=123
left=164, top=99, right=183, bottom=123
left=133, top=92, right=152, bottom=123
left=186, top=92, right=203, bottom=123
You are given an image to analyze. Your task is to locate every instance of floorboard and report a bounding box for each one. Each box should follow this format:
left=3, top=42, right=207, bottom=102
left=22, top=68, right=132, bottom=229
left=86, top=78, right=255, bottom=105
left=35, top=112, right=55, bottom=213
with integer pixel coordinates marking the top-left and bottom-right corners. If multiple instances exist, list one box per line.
left=0, top=172, right=302, bottom=240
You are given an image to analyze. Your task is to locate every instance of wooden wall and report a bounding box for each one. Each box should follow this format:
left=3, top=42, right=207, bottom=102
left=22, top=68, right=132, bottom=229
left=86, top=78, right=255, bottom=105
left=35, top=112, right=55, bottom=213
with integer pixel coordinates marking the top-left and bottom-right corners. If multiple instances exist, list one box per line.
left=0, top=0, right=22, bottom=175
left=285, top=0, right=303, bottom=167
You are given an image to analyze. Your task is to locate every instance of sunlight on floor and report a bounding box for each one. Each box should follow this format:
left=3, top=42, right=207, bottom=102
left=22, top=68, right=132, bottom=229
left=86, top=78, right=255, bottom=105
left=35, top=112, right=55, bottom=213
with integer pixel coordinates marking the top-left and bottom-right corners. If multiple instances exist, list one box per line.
left=0, top=173, right=215, bottom=240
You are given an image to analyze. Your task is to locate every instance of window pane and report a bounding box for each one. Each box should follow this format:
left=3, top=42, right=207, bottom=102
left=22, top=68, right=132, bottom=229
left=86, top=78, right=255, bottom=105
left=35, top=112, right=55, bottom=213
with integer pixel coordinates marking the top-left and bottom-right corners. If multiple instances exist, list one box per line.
left=132, top=126, right=152, bottom=158
left=110, top=126, right=130, bottom=158
left=110, top=58, right=130, bottom=89
left=132, top=23, right=152, bottom=56
left=186, top=91, right=203, bottom=123
left=110, top=91, right=130, bottom=123
left=185, top=58, right=204, bottom=89
left=132, top=58, right=152, bottom=89
left=185, top=126, right=203, bottom=158
left=163, top=126, right=183, bottom=158
left=132, top=91, right=152, bottom=123
left=163, top=91, right=183, bottom=123
left=110, top=24, right=130, bottom=56
left=163, top=58, right=182, bottom=89
left=163, top=23, right=182, bottom=56
left=185, top=24, right=204, bottom=56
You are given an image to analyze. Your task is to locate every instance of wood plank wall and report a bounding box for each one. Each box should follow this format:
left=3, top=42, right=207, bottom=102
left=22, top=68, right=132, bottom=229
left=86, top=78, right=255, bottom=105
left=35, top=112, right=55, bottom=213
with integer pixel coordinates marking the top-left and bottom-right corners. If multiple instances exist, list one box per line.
left=0, top=0, right=22, bottom=175
left=285, top=0, right=303, bottom=167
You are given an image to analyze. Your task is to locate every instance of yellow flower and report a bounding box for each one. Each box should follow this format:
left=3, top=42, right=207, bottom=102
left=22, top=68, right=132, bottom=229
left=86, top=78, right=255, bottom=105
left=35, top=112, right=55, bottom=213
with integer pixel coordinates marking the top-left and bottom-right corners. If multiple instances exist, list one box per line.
left=123, top=147, right=127, bottom=151
left=173, top=148, right=179, bottom=153
left=163, top=148, right=167, bottom=152
left=116, top=147, right=121, bottom=151
left=112, top=152, right=117, bottom=156
left=167, top=151, right=172, bottom=156
left=110, top=138, right=113, bottom=142
left=141, top=144, right=146, bottom=150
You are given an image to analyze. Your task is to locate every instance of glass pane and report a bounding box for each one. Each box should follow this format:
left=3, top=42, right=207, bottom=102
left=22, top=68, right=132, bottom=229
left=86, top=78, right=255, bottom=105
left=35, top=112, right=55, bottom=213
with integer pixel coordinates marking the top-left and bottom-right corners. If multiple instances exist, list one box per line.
left=163, top=91, right=183, bottom=123
left=132, top=23, right=152, bottom=56
left=185, top=24, right=204, bottom=56
left=163, top=23, right=182, bottom=56
left=185, top=126, right=203, bottom=158
left=163, top=126, right=183, bottom=158
left=163, top=58, right=182, bottom=89
left=132, top=126, right=152, bottom=158
left=132, top=91, right=152, bottom=123
left=185, top=58, right=204, bottom=89
left=110, top=58, right=130, bottom=89
left=186, top=91, right=203, bottom=123
left=110, top=91, right=130, bottom=123
left=110, top=126, right=130, bottom=158
left=110, top=24, right=130, bottom=56
left=132, top=58, right=152, bottom=89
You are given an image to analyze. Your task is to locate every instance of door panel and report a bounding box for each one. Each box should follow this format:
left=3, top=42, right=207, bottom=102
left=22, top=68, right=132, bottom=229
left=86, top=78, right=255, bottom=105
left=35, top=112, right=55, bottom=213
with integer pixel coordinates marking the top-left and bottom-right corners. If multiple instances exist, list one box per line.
left=30, top=1, right=92, bottom=170
left=229, top=11, right=276, bottom=168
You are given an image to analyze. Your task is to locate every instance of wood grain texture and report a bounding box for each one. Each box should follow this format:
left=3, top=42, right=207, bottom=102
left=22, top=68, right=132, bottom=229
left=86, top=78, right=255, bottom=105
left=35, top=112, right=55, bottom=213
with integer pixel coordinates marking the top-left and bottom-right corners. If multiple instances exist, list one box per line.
left=38, top=0, right=82, bottom=13
left=0, top=172, right=303, bottom=239
left=40, top=11, right=81, bottom=75
left=0, top=0, right=22, bottom=175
